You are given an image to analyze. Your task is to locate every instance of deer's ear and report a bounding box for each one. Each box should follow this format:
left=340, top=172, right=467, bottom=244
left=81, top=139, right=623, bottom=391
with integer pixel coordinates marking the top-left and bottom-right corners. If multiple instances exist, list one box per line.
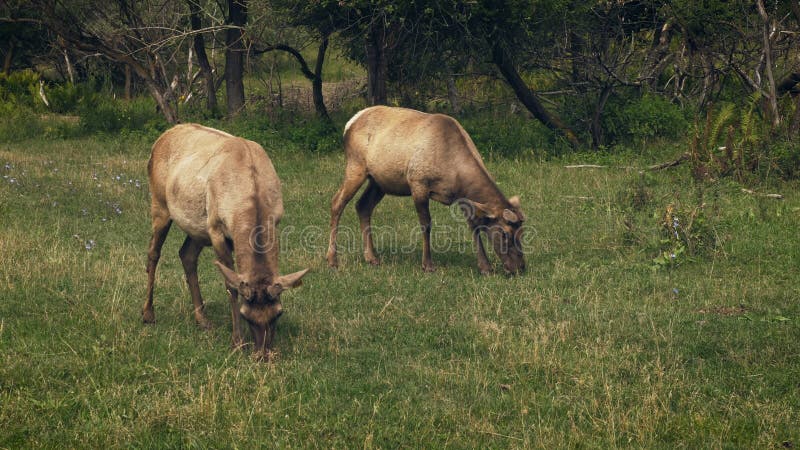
left=268, top=268, right=310, bottom=297
left=470, top=200, right=496, bottom=219
left=214, top=261, right=241, bottom=289
left=507, top=196, right=525, bottom=222
left=502, top=208, right=520, bottom=223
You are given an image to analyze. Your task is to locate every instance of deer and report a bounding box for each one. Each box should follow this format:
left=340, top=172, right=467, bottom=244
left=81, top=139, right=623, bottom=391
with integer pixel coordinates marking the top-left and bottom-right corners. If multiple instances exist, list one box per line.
left=327, top=106, right=526, bottom=275
left=143, top=123, right=309, bottom=360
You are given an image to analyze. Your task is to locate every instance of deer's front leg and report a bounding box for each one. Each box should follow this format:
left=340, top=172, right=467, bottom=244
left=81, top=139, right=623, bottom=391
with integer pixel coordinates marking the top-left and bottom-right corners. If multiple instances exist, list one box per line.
left=413, top=195, right=435, bottom=273
left=472, top=225, right=492, bottom=275
left=209, top=230, right=244, bottom=349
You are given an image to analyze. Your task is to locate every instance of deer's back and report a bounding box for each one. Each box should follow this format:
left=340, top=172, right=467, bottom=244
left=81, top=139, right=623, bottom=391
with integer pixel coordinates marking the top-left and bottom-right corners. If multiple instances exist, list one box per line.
left=149, top=124, right=282, bottom=241
left=344, top=106, right=490, bottom=197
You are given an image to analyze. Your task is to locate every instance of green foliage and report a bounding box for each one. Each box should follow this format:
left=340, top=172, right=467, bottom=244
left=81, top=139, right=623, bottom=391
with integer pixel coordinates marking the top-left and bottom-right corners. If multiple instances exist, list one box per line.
left=213, top=111, right=342, bottom=154
left=0, top=70, right=40, bottom=109
left=459, top=111, right=572, bottom=158
left=614, top=170, right=724, bottom=271
left=603, top=93, right=689, bottom=144
left=652, top=198, right=721, bottom=270
left=46, top=83, right=82, bottom=114
left=0, top=103, right=44, bottom=142
left=769, top=140, right=800, bottom=179
left=283, top=117, right=340, bottom=153
left=686, top=100, right=800, bottom=182
left=669, top=0, right=748, bottom=44
left=77, top=95, right=164, bottom=135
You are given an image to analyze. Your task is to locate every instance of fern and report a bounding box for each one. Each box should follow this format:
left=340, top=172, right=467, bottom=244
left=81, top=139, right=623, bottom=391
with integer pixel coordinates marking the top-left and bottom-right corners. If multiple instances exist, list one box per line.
left=739, top=92, right=761, bottom=146
left=707, top=103, right=735, bottom=152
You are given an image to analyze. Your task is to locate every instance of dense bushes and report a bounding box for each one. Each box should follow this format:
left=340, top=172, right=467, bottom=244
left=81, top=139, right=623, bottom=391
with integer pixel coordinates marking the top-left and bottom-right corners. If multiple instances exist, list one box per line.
left=77, top=95, right=164, bottom=135
left=0, top=70, right=40, bottom=108
left=602, top=93, right=689, bottom=143
left=0, top=102, right=45, bottom=142
left=0, top=73, right=166, bottom=142
left=1, top=68, right=798, bottom=183
left=459, top=111, right=572, bottom=158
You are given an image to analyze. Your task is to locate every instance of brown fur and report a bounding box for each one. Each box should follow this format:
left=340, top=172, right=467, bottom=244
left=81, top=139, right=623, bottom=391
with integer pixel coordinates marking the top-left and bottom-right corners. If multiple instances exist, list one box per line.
left=327, top=106, right=526, bottom=274
left=143, top=123, right=308, bottom=360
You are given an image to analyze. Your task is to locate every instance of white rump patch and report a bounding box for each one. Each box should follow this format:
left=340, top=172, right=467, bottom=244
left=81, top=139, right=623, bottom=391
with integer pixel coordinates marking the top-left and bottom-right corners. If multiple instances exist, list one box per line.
left=344, top=109, right=369, bottom=136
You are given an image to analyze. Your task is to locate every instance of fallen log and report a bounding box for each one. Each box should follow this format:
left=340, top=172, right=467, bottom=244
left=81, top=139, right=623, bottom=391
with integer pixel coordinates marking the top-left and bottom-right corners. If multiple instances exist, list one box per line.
left=741, top=188, right=783, bottom=200
left=564, top=153, right=690, bottom=171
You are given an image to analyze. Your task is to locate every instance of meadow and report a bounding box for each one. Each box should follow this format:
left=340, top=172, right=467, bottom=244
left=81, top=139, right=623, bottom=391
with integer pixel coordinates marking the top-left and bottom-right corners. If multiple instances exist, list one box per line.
left=1, top=128, right=799, bottom=448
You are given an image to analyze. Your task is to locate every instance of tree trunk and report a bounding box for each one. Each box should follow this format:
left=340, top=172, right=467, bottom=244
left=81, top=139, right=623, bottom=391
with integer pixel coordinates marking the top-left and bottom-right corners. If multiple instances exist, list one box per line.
left=756, top=0, right=780, bottom=128
left=447, top=74, right=461, bottom=114
left=491, top=43, right=581, bottom=148
left=188, top=0, right=218, bottom=113
left=698, top=51, right=714, bottom=110
left=789, top=94, right=800, bottom=138
left=365, top=22, right=388, bottom=105
left=63, top=49, right=75, bottom=84
left=254, top=39, right=331, bottom=121
left=225, top=0, right=247, bottom=116
left=590, top=85, right=614, bottom=150
left=3, top=38, right=15, bottom=75
left=312, top=36, right=331, bottom=122
left=570, top=31, right=587, bottom=93
left=142, top=76, right=178, bottom=124
left=124, top=63, right=132, bottom=100
left=643, top=20, right=673, bottom=89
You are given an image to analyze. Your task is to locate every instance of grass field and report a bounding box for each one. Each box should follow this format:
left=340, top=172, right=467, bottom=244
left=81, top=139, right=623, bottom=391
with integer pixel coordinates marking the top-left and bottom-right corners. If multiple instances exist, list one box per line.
left=1, top=129, right=799, bottom=448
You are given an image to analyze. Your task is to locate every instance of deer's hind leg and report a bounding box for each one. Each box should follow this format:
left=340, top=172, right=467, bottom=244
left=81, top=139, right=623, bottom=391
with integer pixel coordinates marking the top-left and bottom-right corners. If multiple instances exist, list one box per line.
left=327, top=162, right=367, bottom=268
left=355, top=178, right=385, bottom=265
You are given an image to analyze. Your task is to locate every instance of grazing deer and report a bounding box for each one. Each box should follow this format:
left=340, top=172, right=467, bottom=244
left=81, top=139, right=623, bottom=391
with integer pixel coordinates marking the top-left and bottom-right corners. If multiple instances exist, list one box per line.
left=327, top=106, right=525, bottom=274
left=143, top=124, right=308, bottom=360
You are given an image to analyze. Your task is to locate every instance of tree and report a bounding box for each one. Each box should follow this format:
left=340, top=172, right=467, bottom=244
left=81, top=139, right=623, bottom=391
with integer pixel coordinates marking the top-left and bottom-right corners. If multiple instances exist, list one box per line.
left=252, top=1, right=337, bottom=121
left=32, top=0, right=189, bottom=123
left=458, top=1, right=582, bottom=147
left=188, top=0, right=218, bottom=113
left=225, top=0, right=247, bottom=116
left=1, top=2, right=52, bottom=75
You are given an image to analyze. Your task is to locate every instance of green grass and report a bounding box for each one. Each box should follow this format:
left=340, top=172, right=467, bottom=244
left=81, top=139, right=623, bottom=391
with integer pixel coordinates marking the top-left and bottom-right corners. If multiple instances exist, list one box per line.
left=1, top=131, right=799, bottom=448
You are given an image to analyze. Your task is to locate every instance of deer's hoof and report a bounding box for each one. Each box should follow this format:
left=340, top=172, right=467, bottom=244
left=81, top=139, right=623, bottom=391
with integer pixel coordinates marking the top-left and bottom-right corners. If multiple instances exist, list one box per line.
left=231, top=337, right=246, bottom=351
left=196, top=316, right=213, bottom=331
left=142, top=309, right=156, bottom=324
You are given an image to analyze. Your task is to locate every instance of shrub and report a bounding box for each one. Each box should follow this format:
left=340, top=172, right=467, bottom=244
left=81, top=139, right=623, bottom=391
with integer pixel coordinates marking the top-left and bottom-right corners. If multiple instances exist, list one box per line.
left=46, top=83, right=82, bottom=114
left=686, top=100, right=800, bottom=182
left=210, top=111, right=341, bottom=154
left=769, top=139, right=800, bottom=179
left=0, top=70, right=40, bottom=109
left=459, top=111, right=571, bottom=158
left=652, top=199, right=721, bottom=270
left=77, top=95, right=163, bottom=134
left=0, top=103, right=45, bottom=142
left=285, top=117, right=340, bottom=153
left=602, top=92, right=689, bottom=144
